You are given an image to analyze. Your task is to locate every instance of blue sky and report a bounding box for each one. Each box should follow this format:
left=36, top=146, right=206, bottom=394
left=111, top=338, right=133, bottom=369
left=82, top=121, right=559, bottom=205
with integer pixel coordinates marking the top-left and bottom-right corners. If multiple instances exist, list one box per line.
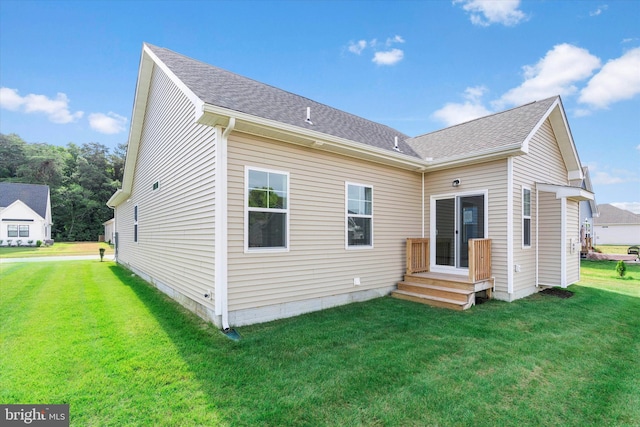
left=1, top=0, right=639, bottom=212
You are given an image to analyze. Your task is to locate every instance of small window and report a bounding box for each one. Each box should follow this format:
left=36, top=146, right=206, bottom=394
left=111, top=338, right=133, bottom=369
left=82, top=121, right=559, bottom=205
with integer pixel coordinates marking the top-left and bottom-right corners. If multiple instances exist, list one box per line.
left=347, top=183, right=373, bottom=248
left=134, top=205, right=139, bottom=243
left=19, top=225, right=29, bottom=237
left=7, top=225, right=18, bottom=237
left=523, top=187, right=531, bottom=247
left=152, top=181, right=159, bottom=191
left=246, top=168, right=289, bottom=250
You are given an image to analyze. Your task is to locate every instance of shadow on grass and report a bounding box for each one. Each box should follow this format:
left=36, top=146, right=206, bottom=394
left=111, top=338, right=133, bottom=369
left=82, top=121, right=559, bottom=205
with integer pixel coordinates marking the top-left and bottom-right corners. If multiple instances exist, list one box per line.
left=107, top=264, right=640, bottom=426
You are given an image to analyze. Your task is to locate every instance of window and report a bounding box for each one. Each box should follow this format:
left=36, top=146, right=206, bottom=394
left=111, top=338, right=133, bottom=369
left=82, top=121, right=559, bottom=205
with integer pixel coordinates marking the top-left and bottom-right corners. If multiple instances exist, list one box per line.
left=7, top=225, right=18, bottom=237
left=347, top=183, right=373, bottom=248
left=523, top=187, right=531, bottom=247
left=246, top=168, right=289, bottom=250
left=19, top=225, right=29, bottom=237
left=134, top=205, right=138, bottom=243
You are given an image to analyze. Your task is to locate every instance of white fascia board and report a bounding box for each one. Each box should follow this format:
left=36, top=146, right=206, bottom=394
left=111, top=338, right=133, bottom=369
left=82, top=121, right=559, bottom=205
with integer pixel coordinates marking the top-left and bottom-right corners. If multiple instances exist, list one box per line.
left=201, top=104, right=428, bottom=172
left=425, top=144, right=526, bottom=172
left=143, top=44, right=205, bottom=121
left=537, top=183, right=594, bottom=201
left=107, top=189, right=129, bottom=208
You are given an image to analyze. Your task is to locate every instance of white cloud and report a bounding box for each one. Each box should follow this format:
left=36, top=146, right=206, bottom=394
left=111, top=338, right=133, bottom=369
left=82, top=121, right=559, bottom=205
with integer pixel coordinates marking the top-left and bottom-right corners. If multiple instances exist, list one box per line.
left=432, top=86, right=493, bottom=126
left=611, top=202, right=640, bottom=214
left=372, top=48, right=404, bottom=66
left=496, top=44, right=601, bottom=107
left=578, top=47, right=640, bottom=110
left=589, top=5, right=608, bottom=16
left=0, top=87, right=83, bottom=123
left=348, top=40, right=367, bottom=55
left=386, top=35, right=405, bottom=46
left=347, top=35, right=406, bottom=65
left=88, top=112, right=128, bottom=134
left=454, top=0, right=527, bottom=27
left=591, top=170, right=625, bottom=185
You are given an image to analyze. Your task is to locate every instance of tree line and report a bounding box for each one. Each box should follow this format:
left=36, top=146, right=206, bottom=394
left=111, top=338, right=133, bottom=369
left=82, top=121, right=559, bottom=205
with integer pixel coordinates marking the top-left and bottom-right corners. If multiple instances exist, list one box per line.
left=0, top=133, right=126, bottom=241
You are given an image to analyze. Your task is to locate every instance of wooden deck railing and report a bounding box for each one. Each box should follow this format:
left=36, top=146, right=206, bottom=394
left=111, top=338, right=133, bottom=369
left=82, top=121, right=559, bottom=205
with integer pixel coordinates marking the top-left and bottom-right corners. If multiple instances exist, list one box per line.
left=468, top=238, right=492, bottom=282
left=406, top=238, right=430, bottom=274
left=406, top=237, right=492, bottom=282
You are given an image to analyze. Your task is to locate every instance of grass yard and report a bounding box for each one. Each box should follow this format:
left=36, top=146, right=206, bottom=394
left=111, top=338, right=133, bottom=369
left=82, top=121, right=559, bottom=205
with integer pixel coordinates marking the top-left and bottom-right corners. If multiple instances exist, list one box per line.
left=1, top=260, right=639, bottom=426
left=0, top=242, right=113, bottom=258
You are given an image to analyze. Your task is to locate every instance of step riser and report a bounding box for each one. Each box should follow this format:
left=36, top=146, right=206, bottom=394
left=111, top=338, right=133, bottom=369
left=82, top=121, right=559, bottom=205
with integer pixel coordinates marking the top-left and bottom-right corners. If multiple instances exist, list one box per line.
left=404, top=275, right=494, bottom=292
left=403, top=275, right=474, bottom=291
left=397, top=283, right=469, bottom=302
left=392, top=292, right=466, bottom=311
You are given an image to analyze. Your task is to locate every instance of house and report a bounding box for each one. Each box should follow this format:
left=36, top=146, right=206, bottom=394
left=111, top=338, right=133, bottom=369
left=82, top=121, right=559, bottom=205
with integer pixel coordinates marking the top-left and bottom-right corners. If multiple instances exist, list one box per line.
left=0, top=182, right=53, bottom=246
left=593, top=204, right=640, bottom=245
left=108, top=43, right=594, bottom=329
left=103, top=218, right=115, bottom=244
left=578, top=167, right=598, bottom=254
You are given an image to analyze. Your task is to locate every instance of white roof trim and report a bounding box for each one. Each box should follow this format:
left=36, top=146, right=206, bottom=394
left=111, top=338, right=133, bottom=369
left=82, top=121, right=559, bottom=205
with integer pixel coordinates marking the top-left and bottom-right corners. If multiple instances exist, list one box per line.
left=537, top=183, right=594, bottom=201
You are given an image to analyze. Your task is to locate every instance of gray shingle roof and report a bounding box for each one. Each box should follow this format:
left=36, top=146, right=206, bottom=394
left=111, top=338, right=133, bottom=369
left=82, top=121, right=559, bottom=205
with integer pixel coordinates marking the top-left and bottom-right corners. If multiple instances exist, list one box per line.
left=147, top=44, right=418, bottom=157
left=594, top=204, right=640, bottom=225
left=0, top=182, right=49, bottom=218
left=405, top=96, right=558, bottom=161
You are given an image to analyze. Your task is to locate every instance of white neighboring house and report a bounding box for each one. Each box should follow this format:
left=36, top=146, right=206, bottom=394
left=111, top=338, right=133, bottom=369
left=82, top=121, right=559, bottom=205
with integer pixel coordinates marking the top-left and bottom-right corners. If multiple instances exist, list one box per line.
left=103, top=218, right=115, bottom=244
left=593, top=204, right=640, bottom=245
left=0, top=183, right=53, bottom=246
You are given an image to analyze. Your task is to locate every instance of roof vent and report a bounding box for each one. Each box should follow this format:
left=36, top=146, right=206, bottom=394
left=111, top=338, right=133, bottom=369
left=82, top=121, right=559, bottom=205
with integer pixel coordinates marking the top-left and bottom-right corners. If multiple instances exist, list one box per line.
left=393, top=136, right=401, bottom=152
left=305, top=107, right=313, bottom=125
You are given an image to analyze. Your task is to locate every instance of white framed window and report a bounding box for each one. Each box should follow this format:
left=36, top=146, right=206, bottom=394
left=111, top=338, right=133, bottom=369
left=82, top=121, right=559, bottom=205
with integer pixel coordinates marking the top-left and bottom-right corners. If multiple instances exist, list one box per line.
left=7, top=225, right=18, bottom=238
left=346, top=182, right=373, bottom=249
left=245, top=167, right=289, bottom=252
left=19, top=225, right=29, bottom=237
left=523, top=187, right=531, bottom=248
left=134, top=205, right=139, bottom=243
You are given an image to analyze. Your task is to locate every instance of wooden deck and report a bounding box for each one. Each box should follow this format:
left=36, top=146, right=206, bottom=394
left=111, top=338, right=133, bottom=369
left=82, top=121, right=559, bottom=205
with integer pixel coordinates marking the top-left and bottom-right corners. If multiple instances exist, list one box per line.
left=392, top=238, right=494, bottom=311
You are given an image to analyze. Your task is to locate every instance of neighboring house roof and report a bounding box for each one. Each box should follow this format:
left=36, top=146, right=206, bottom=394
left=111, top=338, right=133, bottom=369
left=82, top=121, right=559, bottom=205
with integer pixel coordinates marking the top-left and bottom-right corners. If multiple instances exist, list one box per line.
left=0, top=182, right=49, bottom=219
left=594, top=204, right=640, bottom=225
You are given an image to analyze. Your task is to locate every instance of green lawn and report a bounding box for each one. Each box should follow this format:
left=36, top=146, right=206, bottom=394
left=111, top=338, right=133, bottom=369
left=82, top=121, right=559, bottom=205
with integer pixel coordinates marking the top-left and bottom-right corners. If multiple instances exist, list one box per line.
left=1, top=260, right=638, bottom=426
left=0, top=242, right=113, bottom=258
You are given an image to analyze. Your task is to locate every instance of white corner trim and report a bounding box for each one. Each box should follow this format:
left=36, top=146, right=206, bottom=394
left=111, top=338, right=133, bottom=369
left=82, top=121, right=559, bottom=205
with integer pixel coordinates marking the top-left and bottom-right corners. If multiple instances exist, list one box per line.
left=507, top=157, right=514, bottom=294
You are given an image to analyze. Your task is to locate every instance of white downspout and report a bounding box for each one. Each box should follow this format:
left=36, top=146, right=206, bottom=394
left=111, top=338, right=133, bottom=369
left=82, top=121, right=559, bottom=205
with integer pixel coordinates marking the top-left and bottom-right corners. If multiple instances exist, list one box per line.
left=421, top=172, right=425, bottom=238
left=535, top=187, right=539, bottom=287
left=216, top=117, right=235, bottom=331
left=507, top=157, right=514, bottom=295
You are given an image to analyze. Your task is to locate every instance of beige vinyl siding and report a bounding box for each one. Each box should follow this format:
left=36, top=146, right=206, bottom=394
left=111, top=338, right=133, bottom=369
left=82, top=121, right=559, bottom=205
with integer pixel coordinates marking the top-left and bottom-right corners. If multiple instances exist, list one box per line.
left=513, top=119, right=569, bottom=293
left=566, top=200, right=580, bottom=285
left=423, top=160, right=509, bottom=295
left=116, top=64, right=217, bottom=315
left=538, top=191, right=562, bottom=285
left=227, top=133, right=422, bottom=311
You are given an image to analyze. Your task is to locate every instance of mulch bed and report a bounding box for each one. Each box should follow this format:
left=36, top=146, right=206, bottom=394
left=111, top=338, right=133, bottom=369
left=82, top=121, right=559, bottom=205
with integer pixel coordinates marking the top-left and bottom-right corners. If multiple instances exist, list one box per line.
left=540, top=288, right=574, bottom=298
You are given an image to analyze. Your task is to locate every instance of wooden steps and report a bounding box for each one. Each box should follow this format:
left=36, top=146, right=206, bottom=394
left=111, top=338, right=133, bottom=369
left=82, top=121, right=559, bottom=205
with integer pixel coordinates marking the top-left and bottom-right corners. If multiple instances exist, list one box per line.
left=392, top=272, right=494, bottom=311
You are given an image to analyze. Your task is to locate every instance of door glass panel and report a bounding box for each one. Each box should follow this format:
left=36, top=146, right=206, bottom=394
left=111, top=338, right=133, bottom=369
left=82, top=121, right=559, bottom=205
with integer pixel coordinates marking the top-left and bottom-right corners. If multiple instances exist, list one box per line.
left=435, top=198, right=455, bottom=266
left=459, top=195, right=485, bottom=268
